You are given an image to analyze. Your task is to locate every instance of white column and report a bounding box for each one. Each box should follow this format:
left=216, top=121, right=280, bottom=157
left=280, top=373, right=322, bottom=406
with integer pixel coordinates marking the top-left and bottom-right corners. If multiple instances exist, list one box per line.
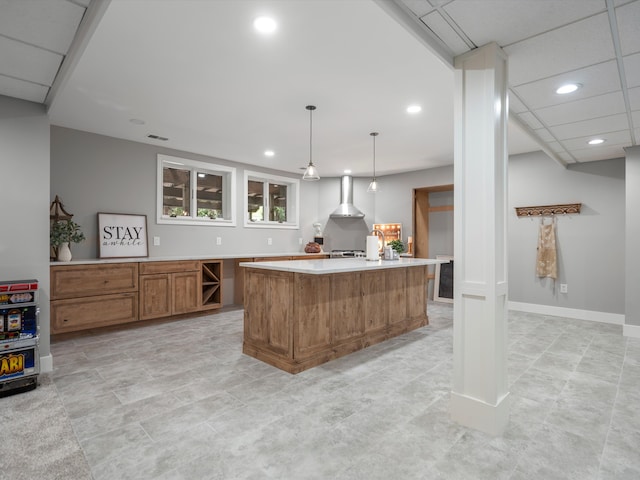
left=624, top=146, right=640, bottom=337
left=451, top=42, right=510, bottom=435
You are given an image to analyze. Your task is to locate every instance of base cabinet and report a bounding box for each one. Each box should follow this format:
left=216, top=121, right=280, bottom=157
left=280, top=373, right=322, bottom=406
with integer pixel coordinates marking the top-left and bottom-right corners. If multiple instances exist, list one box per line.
left=243, top=265, right=428, bottom=373
left=51, top=263, right=139, bottom=334
left=51, top=259, right=222, bottom=334
left=139, top=261, right=200, bottom=320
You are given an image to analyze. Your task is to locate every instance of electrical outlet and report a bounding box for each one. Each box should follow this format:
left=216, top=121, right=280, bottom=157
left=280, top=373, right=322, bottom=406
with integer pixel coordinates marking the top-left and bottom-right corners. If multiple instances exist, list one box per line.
left=216, top=237, right=222, bottom=246
left=153, top=236, right=160, bottom=246
left=560, top=284, right=568, bottom=293
left=267, top=238, right=273, bottom=246
left=298, top=237, right=303, bottom=245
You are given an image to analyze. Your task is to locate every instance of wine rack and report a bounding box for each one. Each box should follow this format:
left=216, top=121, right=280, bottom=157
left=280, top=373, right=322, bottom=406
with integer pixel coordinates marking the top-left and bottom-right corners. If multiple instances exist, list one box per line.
left=201, top=260, right=222, bottom=309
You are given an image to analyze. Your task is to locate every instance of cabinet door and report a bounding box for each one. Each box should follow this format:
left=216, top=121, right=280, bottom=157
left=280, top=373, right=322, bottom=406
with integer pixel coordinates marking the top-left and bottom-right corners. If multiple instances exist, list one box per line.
left=139, top=274, right=171, bottom=320
left=330, top=272, right=363, bottom=343
left=51, top=293, right=138, bottom=334
left=172, top=271, right=200, bottom=315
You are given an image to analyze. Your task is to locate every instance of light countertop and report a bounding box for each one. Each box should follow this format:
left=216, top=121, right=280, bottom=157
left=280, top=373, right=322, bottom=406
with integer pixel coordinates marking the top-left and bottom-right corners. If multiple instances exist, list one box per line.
left=49, top=251, right=328, bottom=266
left=239, top=257, right=446, bottom=275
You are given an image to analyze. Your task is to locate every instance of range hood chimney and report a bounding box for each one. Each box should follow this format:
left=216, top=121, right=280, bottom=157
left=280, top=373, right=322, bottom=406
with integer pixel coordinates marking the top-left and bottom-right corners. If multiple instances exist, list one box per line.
left=330, top=175, right=365, bottom=218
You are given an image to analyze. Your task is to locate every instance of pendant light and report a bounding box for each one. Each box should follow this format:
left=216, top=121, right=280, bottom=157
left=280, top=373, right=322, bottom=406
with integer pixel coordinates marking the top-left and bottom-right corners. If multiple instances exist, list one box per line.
left=302, top=105, right=320, bottom=181
left=367, top=132, right=379, bottom=192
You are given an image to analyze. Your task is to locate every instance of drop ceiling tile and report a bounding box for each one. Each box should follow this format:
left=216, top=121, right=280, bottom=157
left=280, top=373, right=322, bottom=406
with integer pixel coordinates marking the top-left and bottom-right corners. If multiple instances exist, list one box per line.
left=558, top=151, right=575, bottom=163
left=504, top=13, right=615, bottom=86
left=442, top=0, right=604, bottom=47
left=534, top=91, right=626, bottom=127
left=629, top=86, right=640, bottom=110
left=633, top=110, right=640, bottom=125
left=400, top=0, right=436, bottom=17
left=420, top=11, right=470, bottom=55
left=624, top=52, right=640, bottom=88
left=549, top=113, right=629, bottom=140
left=546, top=141, right=564, bottom=153
left=570, top=144, right=628, bottom=162
left=517, top=111, right=544, bottom=130
left=561, top=130, right=631, bottom=150
left=73, top=0, right=92, bottom=6
left=511, top=60, right=621, bottom=109
left=533, top=128, right=556, bottom=143
left=0, top=36, right=63, bottom=86
left=508, top=92, right=528, bottom=114
left=615, top=1, right=640, bottom=56
left=0, top=0, right=85, bottom=54
left=0, top=75, right=48, bottom=103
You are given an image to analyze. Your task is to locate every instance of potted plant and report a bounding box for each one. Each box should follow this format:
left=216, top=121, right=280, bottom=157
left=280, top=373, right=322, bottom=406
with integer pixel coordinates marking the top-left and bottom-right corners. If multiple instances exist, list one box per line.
left=50, top=220, right=86, bottom=261
left=388, top=239, right=405, bottom=254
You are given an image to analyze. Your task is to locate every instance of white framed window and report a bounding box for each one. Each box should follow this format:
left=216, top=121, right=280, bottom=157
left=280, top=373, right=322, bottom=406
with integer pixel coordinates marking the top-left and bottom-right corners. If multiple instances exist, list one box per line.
left=157, top=154, right=236, bottom=226
left=244, top=170, right=299, bottom=229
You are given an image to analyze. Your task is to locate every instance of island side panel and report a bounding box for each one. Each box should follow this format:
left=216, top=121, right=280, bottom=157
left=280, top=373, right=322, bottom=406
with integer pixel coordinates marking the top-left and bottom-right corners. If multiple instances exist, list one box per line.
left=386, top=268, right=408, bottom=327
left=293, top=273, right=331, bottom=361
left=331, top=272, right=364, bottom=343
left=243, top=268, right=293, bottom=361
left=362, top=270, right=388, bottom=335
left=407, top=265, right=428, bottom=321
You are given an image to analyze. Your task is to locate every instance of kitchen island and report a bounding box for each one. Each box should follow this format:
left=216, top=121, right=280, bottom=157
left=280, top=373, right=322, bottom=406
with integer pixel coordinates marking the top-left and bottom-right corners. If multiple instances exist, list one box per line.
left=240, top=257, right=444, bottom=373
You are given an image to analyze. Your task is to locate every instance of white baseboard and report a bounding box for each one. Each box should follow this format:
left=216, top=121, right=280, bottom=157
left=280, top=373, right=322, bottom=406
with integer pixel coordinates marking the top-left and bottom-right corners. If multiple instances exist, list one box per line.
left=623, top=324, right=640, bottom=339
left=508, top=301, right=624, bottom=326
left=40, top=354, right=53, bottom=373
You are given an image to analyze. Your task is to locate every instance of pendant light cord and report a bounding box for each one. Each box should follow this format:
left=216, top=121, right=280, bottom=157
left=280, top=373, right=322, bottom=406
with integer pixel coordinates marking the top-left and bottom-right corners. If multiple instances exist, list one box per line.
left=309, top=107, right=313, bottom=165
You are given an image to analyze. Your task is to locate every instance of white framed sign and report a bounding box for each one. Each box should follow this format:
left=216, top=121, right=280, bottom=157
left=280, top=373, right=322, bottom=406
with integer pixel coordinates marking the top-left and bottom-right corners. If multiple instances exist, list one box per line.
left=98, top=213, right=149, bottom=258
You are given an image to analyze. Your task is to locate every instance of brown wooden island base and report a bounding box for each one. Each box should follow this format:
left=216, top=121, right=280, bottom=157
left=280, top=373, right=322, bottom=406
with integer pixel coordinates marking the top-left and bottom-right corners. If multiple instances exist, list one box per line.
left=242, top=263, right=429, bottom=374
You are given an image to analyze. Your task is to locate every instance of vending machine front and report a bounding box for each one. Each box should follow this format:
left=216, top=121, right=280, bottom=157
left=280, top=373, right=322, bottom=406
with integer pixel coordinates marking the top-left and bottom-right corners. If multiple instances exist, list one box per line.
left=0, top=279, right=39, bottom=396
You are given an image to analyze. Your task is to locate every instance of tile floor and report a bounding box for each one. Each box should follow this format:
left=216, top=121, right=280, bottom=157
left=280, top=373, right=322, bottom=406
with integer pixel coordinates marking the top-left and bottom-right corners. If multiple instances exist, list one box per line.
left=3, top=303, right=640, bottom=479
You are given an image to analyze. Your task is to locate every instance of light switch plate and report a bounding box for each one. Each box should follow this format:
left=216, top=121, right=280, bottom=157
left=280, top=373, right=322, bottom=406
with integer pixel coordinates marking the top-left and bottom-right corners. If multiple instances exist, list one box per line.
left=560, top=284, right=568, bottom=293
left=267, top=238, right=273, bottom=245
left=216, top=237, right=222, bottom=245
left=153, top=236, right=160, bottom=246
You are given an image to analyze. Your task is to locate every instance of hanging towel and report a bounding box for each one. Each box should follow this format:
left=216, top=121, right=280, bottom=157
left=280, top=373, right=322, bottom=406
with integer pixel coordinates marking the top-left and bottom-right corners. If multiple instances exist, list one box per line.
left=536, top=218, right=557, bottom=279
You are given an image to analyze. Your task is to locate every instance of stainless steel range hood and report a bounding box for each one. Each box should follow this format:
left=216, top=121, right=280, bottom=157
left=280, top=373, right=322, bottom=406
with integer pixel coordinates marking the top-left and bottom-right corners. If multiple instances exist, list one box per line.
left=330, top=175, right=365, bottom=218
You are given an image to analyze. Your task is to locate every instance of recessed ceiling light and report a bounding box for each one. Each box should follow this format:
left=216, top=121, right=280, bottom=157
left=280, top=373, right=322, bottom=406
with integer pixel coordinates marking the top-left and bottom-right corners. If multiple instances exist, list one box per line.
left=344, top=169, right=352, bottom=174
left=253, top=16, right=277, bottom=34
left=407, top=105, right=422, bottom=114
left=588, top=138, right=605, bottom=145
left=198, top=173, right=205, bottom=178
left=264, top=150, right=275, bottom=157
left=556, top=83, right=581, bottom=94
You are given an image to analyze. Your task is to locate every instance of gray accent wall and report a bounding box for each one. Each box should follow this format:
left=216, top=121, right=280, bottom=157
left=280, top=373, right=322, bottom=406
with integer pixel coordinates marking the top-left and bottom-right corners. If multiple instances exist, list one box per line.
left=0, top=95, right=51, bottom=357
left=625, top=146, right=640, bottom=326
left=508, top=151, right=625, bottom=314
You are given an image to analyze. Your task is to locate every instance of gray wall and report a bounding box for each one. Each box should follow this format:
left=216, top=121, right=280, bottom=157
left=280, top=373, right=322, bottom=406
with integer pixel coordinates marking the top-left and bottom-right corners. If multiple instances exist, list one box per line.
left=51, top=126, right=319, bottom=260
left=626, top=146, right=640, bottom=326
left=0, top=96, right=51, bottom=357
left=51, top=127, right=627, bottom=316
left=508, top=151, right=625, bottom=314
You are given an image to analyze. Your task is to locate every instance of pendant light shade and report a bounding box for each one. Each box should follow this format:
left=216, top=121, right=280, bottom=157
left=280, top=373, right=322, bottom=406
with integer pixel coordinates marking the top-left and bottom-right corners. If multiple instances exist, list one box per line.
left=302, top=105, right=320, bottom=181
left=367, top=132, right=379, bottom=192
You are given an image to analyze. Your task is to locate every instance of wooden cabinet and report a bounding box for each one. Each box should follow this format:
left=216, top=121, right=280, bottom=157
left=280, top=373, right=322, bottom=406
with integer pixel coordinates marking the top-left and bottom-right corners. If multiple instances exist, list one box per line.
left=50, top=263, right=139, bottom=334
left=243, top=264, right=429, bottom=373
left=139, top=261, right=200, bottom=320
left=51, top=258, right=223, bottom=333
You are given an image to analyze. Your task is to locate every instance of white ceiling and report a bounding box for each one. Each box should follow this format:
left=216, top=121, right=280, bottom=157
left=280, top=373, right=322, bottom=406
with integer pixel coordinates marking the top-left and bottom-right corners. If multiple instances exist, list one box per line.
left=0, top=0, right=637, bottom=177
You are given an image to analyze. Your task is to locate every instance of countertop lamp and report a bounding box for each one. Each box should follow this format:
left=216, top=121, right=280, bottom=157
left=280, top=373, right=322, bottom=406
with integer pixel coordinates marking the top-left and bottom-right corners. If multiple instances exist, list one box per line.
left=367, top=132, right=379, bottom=192
left=302, top=105, right=320, bottom=181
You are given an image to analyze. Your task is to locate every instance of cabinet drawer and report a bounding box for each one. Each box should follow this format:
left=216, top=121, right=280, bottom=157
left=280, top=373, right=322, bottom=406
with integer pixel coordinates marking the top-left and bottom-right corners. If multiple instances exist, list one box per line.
left=51, top=293, right=138, bottom=334
left=51, top=263, right=138, bottom=299
left=139, top=260, right=200, bottom=275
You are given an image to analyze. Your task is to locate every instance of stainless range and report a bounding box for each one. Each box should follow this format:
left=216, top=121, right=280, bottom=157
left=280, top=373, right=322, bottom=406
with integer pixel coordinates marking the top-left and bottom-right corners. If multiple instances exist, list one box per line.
left=330, top=249, right=366, bottom=258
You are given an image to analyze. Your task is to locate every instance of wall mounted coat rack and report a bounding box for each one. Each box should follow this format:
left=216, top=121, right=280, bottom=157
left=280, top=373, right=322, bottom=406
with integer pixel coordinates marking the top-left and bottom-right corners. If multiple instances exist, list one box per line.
left=515, top=203, right=581, bottom=217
